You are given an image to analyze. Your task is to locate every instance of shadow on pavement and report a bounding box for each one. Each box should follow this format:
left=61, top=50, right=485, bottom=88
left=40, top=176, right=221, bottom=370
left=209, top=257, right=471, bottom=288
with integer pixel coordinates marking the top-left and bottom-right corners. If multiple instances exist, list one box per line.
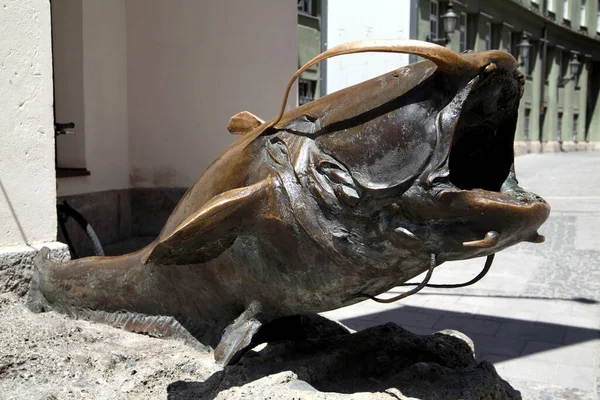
left=163, top=303, right=600, bottom=399
left=339, top=305, right=600, bottom=362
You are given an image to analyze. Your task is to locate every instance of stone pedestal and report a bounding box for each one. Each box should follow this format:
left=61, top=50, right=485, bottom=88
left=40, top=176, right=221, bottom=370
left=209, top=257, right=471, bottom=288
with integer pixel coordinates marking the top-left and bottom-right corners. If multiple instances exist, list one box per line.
left=0, top=242, right=69, bottom=296
left=171, top=322, right=521, bottom=400
left=0, top=292, right=520, bottom=400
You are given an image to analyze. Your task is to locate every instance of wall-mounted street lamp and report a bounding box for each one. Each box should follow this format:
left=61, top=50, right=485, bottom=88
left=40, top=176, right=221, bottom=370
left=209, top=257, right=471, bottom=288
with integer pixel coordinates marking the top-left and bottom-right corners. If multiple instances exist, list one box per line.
left=559, top=55, right=581, bottom=85
left=516, top=36, right=532, bottom=67
left=426, top=1, right=458, bottom=46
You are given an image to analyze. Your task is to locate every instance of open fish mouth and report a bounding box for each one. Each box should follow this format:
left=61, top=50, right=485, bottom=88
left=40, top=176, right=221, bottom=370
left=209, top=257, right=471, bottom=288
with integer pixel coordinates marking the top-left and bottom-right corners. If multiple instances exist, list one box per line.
left=438, top=68, right=546, bottom=207
left=428, top=67, right=550, bottom=255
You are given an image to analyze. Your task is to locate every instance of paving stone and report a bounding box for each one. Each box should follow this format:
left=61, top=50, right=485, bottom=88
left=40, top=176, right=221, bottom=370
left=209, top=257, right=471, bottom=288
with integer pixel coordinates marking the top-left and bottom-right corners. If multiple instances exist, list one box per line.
left=496, top=321, right=567, bottom=343
left=536, top=312, right=600, bottom=330
left=474, top=306, right=539, bottom=323
left=574, top=215, right=600, bottom=251
left=406, top=292, right=463, bottom=307
left=320, top=301, right=399, bottom=322
left=373, top=308, right=443, bottom=328
left=468, top=333, right=527, bottom=357
left=478, top=353, right=510, bottom=364
left=466, top=297, right=573, bottom=315
left=553, top=364, right=598, bottom=390
left=492, top=358, right=558, bottom=385
left=338, top=318, right=380, bottom=332
left=402, top=325, right=438, bottom=336
left=521, top=341, right=599, bottom=367
left=567, top=302, right=600, bottom=319
left=420, top=296, right=481, bottom=315
left=562, top=327, right=600, bottom=347
left=433, top=315, right=502, bottom=336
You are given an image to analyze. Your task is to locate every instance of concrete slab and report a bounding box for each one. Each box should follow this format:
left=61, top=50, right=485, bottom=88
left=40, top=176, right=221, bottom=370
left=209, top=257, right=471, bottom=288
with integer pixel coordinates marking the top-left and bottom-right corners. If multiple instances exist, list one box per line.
left=433, top=315, right=501, bottom=336
left=468, top=333, right=527, bottom=357
left=372, top=308, right=443, bottom=328
left=492, top=357, right=558, bottom=385
left=495, top=321, right=567, bottom=343
left=575, top=215, right=600, bottom=250
left=521, top=341, right=598, bottom=367
left=552, top=364, right=598, bottom=390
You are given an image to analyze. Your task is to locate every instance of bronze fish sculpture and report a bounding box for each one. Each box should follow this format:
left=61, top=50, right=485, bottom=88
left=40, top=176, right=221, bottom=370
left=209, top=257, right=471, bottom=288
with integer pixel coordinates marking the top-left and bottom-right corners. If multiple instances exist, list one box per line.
left=28, top=40, right=550, bottom=365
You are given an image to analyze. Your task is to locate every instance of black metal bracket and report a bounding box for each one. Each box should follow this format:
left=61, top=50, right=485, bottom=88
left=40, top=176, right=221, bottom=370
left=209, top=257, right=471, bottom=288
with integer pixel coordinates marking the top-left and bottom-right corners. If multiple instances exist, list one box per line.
left=426, top=35, right=450, bottom=45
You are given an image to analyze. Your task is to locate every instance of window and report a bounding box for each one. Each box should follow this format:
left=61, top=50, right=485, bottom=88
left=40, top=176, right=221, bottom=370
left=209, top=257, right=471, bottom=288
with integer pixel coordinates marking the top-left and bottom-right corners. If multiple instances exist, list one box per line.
left=485, top=22, right=492, bottom=50
left=459, top=13, right=468, bottom=52
left=430, top=0, right=439, bottom=40
left=564, top=0, right=570, bottom=20
left=524, top=109, right=531, bottom=140
left=573, top=113, right=579, bottom=141
left=298, top=79, right=316, bottom=105
left=557, top=112, right=563, bottom=141
left=581, top=0, right=587, bottom=26
left=548, top=0, right=555, bottom=12
left=297, top=0, right=313, bottom=16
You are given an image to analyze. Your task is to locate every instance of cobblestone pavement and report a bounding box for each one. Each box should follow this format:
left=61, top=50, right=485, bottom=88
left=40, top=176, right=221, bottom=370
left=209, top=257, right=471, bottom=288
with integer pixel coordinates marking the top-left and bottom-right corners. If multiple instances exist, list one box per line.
left=322, top=152, right=600, bottom=399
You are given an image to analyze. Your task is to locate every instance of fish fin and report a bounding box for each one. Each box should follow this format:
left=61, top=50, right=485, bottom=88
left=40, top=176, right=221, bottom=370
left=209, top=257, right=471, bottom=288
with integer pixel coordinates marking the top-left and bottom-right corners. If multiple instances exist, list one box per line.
left=227, top=111, right=264, bottom=135
left=79, top=310, right=213, bottom=352
left=142, top=176, right=278, bottom=265
left=214, top=301, right=263, bottom=365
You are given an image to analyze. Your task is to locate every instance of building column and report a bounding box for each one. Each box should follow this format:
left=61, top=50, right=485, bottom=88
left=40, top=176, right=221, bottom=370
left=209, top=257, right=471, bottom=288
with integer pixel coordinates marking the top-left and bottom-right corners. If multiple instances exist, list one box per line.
left=562, top=53, right=577, bottom=149
left=529, top=40, right=543, bottom=151
left=0, top=0, right=70, bottom=295
left=542, top=47, right=560, bottom=150
left=588, top=62, right=600, bottom=145
left=577, top=59, right=590, bottom=144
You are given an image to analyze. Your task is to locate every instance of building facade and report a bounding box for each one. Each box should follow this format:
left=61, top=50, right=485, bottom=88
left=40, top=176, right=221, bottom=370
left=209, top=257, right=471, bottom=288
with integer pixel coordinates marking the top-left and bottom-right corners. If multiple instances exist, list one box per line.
left=0, top=0, right=298, bottom=289
left=298, top=0, right=328, bottom=104
left=420, top=0, right=600, bottom=152
left=298, top=0, right=600, bottom=152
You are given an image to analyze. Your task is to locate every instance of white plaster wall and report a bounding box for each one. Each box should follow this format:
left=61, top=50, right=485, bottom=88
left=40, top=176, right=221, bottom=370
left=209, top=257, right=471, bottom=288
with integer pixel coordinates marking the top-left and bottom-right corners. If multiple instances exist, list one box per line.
left=126, top=0, right=297, bottom=188
left=0, top=0, right=56, bottom=246
left=57, top=0, right=129, bottom=196
left=326, top=0, right=411, bottom=94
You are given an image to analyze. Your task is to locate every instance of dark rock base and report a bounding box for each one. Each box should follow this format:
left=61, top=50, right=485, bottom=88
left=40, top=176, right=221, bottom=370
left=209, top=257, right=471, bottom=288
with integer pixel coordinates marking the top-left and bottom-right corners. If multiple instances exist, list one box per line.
left=169, top=322, right=521, bottom=400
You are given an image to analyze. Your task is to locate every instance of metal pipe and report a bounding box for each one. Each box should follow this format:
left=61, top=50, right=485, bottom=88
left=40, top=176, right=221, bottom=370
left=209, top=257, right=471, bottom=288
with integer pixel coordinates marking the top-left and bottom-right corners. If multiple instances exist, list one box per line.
left=319, top=0, right=328, bottom=97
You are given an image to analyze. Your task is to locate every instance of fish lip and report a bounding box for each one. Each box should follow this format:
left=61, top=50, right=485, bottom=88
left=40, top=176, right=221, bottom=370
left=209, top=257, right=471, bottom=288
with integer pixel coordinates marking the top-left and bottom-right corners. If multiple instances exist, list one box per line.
left=435, top=185, right=548, bottom=207
left=431, top=185, right=550, bottom=258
